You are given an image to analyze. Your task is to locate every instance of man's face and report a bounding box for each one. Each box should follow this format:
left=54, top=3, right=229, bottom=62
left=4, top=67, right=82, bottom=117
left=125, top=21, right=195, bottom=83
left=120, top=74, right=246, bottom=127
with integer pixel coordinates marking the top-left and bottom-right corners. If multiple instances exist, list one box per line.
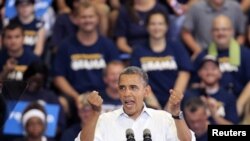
left=212, top=18, right=233, bottom=48
left=16, top=3, right=34, bottom=18
left=185, top=107, right=208, bottom=136
left=198, top=61, right=221, bottom=86
left=4, top=28, right=24, bottom=52
left=77, top=7, right=99, bottom=33
left=118, top=74, right=149, bottom=119
left=78, top=105, right=94, bottom=124
left=104, top=64, right=124, bottom=92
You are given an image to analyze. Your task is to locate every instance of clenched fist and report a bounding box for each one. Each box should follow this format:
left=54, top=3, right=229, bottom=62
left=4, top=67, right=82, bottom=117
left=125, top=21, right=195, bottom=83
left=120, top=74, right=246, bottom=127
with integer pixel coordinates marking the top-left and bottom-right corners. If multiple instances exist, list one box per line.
left=165, top=89, right=184, bottom=116
left=87, top=91, right=103, bottom=113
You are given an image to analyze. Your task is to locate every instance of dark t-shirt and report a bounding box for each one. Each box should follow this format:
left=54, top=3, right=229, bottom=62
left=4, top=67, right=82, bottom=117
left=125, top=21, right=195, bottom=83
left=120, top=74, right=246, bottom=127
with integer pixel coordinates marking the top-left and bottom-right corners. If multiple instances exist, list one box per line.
left=194, top=47, right=250, bottom=97
left=52, top=13, right=77, bottom=46
left=0, top=48, right=39, bottom=81
left=53, top=35, right=119, bottom=93
left=114, top=3, right=168, bottom=48
left=131, top=40, right=192, bottom=106
left=60, top=124, right=81, bottom=141
left=196, top=132, right=208, bottom=141
left=184, top=88, right=239, bottom=124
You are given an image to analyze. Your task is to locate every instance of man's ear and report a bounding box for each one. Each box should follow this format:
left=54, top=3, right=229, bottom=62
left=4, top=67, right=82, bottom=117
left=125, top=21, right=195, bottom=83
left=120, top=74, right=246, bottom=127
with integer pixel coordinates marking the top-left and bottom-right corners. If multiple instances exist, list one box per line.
left=144, top=85, right=151, bottom=97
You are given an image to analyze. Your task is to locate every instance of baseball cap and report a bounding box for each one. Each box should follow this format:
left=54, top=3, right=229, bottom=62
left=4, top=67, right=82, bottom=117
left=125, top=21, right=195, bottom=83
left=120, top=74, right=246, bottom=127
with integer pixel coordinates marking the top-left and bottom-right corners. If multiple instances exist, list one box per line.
left=15, top=0, right=35, bottom=6
left=199, top=55, right=219, bottom=69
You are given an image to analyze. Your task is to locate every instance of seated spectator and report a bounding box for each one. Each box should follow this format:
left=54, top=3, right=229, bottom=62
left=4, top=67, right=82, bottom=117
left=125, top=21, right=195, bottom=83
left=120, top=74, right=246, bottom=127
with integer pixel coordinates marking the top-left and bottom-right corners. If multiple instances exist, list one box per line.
left=60, top=94, right=94, bottom=141
left=21, top=62, right=66, bottom=136
left=187, top=55, right=239, bottom=124
left=101, top=61, right=124, bottom=112
left=53, top=2, right=119, bottom=107
left=114, top=0, right=168, bottom=54
left=131, top=10, right=192, bottom=108
left=182, top=0, right=246, bottom=59
left=184, top=97, right=208, bottom=141
left=194, top=15, right=250, bottom=116
left=15, top=102, right=54, bottom=141
left=0, top=23, right=39, bottom=81
left=9, top=0, right=46, bottom=57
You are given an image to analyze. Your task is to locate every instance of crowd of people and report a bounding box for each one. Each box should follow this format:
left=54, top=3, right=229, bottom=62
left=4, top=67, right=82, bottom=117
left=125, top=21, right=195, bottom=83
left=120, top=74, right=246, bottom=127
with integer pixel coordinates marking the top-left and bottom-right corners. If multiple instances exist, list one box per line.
left=0, top=0, right=250, bottom=141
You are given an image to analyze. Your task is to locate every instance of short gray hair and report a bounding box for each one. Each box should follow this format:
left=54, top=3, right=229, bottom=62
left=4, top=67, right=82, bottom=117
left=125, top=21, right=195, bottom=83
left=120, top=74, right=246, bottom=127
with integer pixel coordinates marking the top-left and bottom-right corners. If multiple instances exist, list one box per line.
left=119, top=66, right=149, bottom=86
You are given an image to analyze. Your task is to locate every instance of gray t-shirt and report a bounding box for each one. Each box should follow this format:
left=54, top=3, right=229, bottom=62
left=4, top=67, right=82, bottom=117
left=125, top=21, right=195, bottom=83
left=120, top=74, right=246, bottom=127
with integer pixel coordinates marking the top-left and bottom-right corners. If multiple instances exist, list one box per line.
left=183, top=0, right=246, bottom=49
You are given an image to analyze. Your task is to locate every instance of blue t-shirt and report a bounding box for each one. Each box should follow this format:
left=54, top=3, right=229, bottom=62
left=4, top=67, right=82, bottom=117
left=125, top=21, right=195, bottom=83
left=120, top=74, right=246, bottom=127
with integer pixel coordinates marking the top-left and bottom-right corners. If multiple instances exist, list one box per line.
left=52, top=13, right=78, bottom=46
left=184, top=88, right=239, bottom=124
left=100, top=90, right=122, bottom=113
left=10, top=17, right=44, bottom=52
left=60, top=124, right=81, bottom=141
left=114, top=3, right=168, bottom=48
left=131, top=40, right=193, bottom=107
left=0, top=48, right=39, bottom=81
left=196, top=132, right=208, bottom=141
left=53, top=35, right=119, bottom=93
left=194, top=47, right=250, bottom=97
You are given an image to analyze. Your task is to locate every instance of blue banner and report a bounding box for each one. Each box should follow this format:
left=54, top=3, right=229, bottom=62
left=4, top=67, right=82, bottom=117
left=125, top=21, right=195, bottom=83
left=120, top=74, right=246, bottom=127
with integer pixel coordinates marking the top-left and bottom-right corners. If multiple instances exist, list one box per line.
left=3, top=101, right=60, bottom=137
left=5, top=0, right=52, bottom=19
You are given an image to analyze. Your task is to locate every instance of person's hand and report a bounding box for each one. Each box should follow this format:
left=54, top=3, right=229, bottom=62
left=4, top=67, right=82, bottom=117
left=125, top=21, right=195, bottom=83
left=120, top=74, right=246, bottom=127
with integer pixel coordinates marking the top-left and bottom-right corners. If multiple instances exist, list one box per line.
left=58, top=6, right=71, bottom=14
left=165, top=89, right=184, bottom=116
left=87, top=91, right=103, bottom=113
left=207, top=97, right=223, bottom=117
left=191, top=48, right=202, bottom=61
left=3, top=58, right=17, bottom=73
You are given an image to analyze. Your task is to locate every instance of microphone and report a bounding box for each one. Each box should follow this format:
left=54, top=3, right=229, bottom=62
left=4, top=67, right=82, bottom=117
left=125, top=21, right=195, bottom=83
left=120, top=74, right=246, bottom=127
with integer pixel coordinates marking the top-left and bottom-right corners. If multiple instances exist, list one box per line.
left=126, top=128, right=135, bottom=141
left=143, top=129, right=152, bottom=141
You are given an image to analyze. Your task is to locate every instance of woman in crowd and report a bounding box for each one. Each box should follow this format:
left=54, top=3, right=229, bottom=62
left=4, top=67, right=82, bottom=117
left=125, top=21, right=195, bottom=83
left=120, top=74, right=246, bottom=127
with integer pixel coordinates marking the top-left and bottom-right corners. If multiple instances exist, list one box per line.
left=114, top=0, right=168, bottom=55
left=131, top=10, right=192, bottom=108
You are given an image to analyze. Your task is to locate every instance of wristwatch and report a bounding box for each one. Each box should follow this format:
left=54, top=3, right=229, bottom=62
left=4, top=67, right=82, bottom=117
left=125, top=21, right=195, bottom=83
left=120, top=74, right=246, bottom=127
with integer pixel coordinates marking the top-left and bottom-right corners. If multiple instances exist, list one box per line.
left=172, top=111, right=184, bottom=120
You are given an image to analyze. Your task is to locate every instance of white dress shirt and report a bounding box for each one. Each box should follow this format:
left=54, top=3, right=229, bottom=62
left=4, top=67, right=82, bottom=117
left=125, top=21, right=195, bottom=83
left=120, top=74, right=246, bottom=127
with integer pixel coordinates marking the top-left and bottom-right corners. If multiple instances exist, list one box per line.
left=75, top=106, right=196, bottom=141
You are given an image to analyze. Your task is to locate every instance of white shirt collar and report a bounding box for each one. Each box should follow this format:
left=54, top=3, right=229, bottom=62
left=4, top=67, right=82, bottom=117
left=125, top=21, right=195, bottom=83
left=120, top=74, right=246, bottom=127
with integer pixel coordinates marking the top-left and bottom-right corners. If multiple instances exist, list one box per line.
left=116, top=103, right=153, bottom=120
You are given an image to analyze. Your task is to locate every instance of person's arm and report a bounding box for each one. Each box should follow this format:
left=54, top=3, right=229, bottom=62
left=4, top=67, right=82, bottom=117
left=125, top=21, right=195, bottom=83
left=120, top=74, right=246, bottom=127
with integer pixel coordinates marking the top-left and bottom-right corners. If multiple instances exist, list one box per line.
left=206, top=97, right=233, bottom=125
left=237, top=82, right=250, bottom=116
left=34, top=27, right=46, bottom=56
left=235, top=2, right=247, bottom=45
left=211, top=114, right=233, bottom=125
left=109, top=0, right=120, bottom=9
left=236, top=35, right=245, bottom=45
left=240, top=0, right=250, bottom=13
left=116, top=37, right=133, bottom=53
left=182, top=29, right=202, bottom=59
left=167, top=89, right=192, bottom=141
left=80, top=91, right=103, bottom=141
left=174, top=71, right=190, bottom=93
left=54, top=76, right=79, bottom=102
left=96, top=3, right=110, bottom=36
left=56, top=0, right=71, bottom=14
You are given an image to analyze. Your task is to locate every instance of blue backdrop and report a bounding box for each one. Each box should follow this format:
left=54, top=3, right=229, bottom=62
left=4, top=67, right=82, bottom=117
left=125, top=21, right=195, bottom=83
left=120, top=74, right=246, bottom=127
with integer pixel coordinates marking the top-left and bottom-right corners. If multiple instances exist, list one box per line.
left=3, top=101, right=60, bottom=137
left=5, top=0, right=52, bottom=19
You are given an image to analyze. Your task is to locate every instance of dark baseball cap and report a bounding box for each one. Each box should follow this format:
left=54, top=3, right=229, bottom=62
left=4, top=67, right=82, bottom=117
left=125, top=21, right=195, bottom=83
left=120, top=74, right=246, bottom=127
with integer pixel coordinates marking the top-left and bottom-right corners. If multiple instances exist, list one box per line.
left=15, top=0, right=35, bottom=6
left=199, top=55, right=219, bottom=69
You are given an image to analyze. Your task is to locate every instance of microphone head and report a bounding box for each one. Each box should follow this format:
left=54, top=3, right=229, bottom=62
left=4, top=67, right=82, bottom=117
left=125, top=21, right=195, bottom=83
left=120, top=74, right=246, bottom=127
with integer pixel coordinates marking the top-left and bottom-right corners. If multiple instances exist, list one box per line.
left=143, top=128, right=151, bottom=138
left=126, top=128, right=134, bottom=138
